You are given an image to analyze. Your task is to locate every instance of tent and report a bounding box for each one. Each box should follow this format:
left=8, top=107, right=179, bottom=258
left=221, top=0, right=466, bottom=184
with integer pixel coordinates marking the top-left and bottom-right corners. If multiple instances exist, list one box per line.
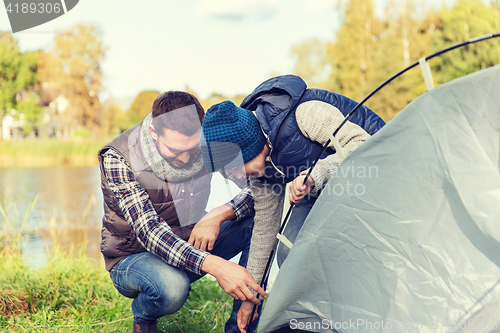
left=257, top=61, right=500, bottom=331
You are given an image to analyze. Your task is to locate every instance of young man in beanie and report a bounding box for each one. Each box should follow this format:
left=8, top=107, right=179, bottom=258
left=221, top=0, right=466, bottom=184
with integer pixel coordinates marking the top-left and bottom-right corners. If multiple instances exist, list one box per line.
left=98, top=91, right=266, bottom=333
left=201, top=75, right=385, bottom=331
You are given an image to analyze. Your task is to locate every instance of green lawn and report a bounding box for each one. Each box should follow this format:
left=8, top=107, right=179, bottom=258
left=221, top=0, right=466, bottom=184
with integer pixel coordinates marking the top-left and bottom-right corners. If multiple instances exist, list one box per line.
left=0, top=245, right=234, bottom=332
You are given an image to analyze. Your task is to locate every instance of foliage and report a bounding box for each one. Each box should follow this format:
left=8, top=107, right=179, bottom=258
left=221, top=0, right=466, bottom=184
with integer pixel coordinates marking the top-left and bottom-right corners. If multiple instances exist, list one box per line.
left=326, top=0, right=383, bottom=102
left=15, top=94, right=43, bottom=134
left=113, top=90, right=161, bottom=133
left=129, top=90, right=160, bottom=121
left=115, top=108, right=139, bottom=133
left=44, top=23, right=107, bottom=132
left=98, top=98, right=123, bottom=136
left=71, top=127, right=93, bottom=139
left=198, top=92, right=246, bottom=113
left=0, top=32, right=40, bottom=137
left=427, top=0, right=500, bottom=85
left=291, top=0, right=500, bottom=121
left=112, top=89, right=249, bottom=133
left=290, top=38, right=330, bottom=88
left=360, top=0, right=430, bottom=120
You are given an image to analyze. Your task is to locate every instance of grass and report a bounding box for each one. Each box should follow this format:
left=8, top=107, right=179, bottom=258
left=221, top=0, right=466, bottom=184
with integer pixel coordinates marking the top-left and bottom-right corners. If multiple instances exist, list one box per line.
left=0, top=195, right=38, bottom=250
left=0, top=245, right=234, bottom=332
left=0, top=140, right=109, bottom=167
left=0, top=198, right=235, bottom=332
left=0, top=245, right=133, bottom=332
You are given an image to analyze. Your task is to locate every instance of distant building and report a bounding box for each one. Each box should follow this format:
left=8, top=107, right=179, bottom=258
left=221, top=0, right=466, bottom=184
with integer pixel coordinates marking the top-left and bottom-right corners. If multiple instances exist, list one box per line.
left=2, top=111, right=26, bottom=140
left=38, top=95, right=70, bottom=138
left=1, top=95, right=70, bottom=140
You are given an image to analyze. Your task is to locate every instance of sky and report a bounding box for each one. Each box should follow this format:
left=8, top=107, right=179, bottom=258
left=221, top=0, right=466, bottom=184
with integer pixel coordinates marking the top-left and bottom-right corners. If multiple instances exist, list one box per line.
left=0, top=0, right=352, bottom=106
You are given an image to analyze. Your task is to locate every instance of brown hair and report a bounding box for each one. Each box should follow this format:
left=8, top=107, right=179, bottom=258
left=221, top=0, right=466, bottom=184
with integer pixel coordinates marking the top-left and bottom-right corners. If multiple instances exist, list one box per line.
left=151, top=91, right=205, bottom=136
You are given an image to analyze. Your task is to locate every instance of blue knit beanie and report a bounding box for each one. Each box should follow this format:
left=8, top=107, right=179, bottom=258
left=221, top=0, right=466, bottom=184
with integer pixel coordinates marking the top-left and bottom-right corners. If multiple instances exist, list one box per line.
left=201, top=100, right=266, bottom=172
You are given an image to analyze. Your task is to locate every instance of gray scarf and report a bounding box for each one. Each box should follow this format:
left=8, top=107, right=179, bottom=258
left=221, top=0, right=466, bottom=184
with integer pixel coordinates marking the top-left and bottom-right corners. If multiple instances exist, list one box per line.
left=140, top=113, right=204, bottom=183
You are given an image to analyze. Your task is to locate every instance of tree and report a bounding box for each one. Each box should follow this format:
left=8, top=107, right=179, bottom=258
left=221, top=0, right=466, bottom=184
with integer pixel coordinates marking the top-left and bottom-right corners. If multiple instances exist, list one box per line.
left=290, top=0, right=500, bottom=122
left=364, top=0, right=432, bottom=120
left=290, top=38, right=330, bottom=88
left=16, top=93, right=43, bottom=134
left=99, top=98, right=123, bottom=137
left=199, top=92, right=247, bottom=113
left=47, top=23, right=107, bottom=132
left=183, top=85, right=245, bottom=113
left=427, top=0, right=500, bottom=85
left=0, top=32, right=40, bottom=139
left=325, top=0, right=383, bottom=102
left=128, top=90, right=160, bottom=121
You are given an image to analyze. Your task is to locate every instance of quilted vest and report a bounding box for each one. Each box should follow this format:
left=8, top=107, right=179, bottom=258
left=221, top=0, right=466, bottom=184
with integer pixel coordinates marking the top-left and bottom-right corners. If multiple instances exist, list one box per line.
left=240, top=75, right=386, bottom=184
left=98, top=124, right=211, bottom=271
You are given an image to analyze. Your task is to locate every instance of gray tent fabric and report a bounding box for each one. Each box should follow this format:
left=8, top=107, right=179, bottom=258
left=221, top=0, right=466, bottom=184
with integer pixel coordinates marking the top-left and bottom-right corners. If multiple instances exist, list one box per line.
left=258, top=65, right=500, bottom=333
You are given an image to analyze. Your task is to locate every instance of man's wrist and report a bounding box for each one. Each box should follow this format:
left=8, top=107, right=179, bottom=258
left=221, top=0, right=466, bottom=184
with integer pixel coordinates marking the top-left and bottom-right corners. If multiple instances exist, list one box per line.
left=218, top=204, right=236, bottom=221
left=301, top=170, right=320, bottom=193
left=201, top=254, right=219, bottom=275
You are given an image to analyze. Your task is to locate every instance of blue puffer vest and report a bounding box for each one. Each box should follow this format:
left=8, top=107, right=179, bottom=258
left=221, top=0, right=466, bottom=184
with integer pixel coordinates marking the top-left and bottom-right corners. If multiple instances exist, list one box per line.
left=240, top=75, right=386, bottom=184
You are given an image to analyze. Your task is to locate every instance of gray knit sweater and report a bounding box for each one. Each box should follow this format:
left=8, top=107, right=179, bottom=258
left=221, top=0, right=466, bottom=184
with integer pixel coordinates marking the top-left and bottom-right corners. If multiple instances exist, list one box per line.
left=246, top=100, right=372, bottom=285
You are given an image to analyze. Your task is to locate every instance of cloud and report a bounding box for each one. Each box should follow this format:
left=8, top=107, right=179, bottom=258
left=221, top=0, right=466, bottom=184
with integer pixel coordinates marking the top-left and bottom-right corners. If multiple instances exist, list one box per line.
left=195, top=0, right=279, bottom=21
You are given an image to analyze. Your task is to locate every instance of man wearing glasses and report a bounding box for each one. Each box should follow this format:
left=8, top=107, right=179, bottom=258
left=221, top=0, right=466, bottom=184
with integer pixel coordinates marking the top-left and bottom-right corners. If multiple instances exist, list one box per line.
left=98, top=91, right=266, bottom=333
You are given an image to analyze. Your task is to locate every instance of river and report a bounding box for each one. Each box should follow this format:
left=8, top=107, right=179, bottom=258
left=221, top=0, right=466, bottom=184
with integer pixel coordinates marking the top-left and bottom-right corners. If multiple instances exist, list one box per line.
left=0, top=166, right=241, bottom=268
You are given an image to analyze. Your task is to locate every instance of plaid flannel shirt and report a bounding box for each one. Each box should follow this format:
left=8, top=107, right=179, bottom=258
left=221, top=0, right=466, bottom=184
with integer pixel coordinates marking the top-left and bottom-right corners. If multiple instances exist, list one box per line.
left=102, top=149, right=254, bottom=274
left=221, top=170, right=254, bottom=219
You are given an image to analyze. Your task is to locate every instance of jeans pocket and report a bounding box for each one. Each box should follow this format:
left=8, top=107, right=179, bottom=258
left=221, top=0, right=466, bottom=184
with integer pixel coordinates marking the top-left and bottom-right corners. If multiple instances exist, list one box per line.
left=109, top=263, right=139, bottom=298
left=110, top=272, right=139, bottom=299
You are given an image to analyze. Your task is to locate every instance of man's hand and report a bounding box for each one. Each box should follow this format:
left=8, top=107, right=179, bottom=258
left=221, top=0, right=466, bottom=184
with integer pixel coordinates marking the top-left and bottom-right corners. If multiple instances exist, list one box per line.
left=237, top=300, right=258, bottom=333
left=201, top=255, right=267, bottom=304
left=188, top=205, right=235, bottom=251
left=289, top=174, right=315, bottom=204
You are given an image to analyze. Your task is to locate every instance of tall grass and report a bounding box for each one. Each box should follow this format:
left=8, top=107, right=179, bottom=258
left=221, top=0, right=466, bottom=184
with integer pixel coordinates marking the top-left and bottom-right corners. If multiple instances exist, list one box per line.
left=0, top=140, right=109, bottom=167
left=0, top=245, right=234, bottom=332
left=0, top=198, right=235, bottom=332
left=0, top=195, right=38, bottom=250
left=0, top=245, right=133, bottom=332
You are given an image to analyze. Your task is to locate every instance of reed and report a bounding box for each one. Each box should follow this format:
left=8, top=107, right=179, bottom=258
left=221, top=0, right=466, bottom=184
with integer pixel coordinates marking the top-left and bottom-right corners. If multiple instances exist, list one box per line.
left=0, top=140, right=109, bottom=168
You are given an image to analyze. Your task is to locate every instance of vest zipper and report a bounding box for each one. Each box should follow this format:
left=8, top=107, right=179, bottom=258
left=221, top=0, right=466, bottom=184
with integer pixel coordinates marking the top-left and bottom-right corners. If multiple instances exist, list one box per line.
left=252, top=110, right=286, bottom=183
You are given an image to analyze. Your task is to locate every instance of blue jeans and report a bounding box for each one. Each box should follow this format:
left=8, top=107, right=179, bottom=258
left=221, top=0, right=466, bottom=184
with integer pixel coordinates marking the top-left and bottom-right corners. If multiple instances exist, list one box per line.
left=110, top=216, right=254, bottom=332
left=276, top=195, right=317, bottom=268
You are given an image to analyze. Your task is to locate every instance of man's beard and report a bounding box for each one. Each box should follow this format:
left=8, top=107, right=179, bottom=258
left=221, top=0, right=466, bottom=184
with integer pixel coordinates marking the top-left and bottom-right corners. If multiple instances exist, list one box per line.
left=162, top=154, right=186, bottom=169
left=168, top=158, right=187, bottom=168
left=155, top=143, right=187, bottom=169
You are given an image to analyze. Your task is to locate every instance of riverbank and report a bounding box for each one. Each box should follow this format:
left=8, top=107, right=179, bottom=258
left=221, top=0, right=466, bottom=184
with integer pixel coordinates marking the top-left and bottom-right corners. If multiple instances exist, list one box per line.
left=0, top=245, right=233, bottom=332
left=0, top=140, right=109, bottom=168
left=0, top=193, right=235, bottom=332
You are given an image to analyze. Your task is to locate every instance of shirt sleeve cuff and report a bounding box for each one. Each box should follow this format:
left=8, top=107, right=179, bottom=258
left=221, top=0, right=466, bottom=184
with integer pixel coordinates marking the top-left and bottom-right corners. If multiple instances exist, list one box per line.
left=183, top=246, right=209, bottom=274
left=301, top=166, right=326, bottom=195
